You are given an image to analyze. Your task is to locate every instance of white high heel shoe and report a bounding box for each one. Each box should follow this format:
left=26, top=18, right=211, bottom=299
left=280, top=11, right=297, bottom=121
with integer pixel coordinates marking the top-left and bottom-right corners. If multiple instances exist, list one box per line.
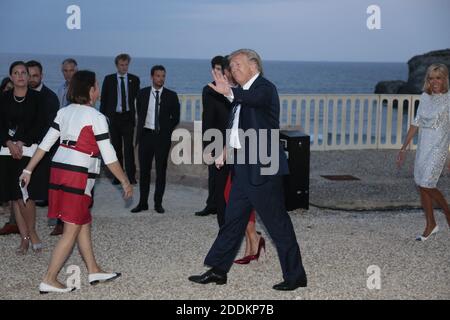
left=416, top=225, right=439, bottom=241
left=39, top=282, right=76, bottom=294
left=32, top=242, right=44, bottom=253
left=88, top=272, right=121, bottom=285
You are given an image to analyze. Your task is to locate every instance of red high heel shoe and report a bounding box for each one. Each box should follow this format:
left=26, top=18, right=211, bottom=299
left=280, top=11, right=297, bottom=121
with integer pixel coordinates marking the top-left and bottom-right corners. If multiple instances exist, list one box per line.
left=234, top=236, right=266, bottom=264
left=249, top=237, right=265, bottom=261
left=234, top=255, right=253, bottom=264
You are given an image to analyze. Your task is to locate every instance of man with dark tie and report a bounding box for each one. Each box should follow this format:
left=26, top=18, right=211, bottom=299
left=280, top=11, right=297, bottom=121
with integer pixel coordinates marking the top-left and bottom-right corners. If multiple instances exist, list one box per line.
left=100, top=53, right=140, bottom=184
left=189, top=49, right=307, bottom=291
left=131, top=65, right=180, bottom=214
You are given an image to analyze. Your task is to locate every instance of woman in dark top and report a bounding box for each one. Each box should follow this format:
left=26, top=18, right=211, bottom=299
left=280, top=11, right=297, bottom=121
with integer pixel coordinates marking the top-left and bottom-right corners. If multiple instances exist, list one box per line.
left=0, top=77, right=19, bottom=234
left=0, top=61, right=46, bottom=254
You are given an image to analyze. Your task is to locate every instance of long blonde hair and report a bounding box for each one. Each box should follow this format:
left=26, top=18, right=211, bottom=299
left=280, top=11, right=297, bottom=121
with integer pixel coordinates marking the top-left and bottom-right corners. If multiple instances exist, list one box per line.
left=422, top=63, right=449, bottom=94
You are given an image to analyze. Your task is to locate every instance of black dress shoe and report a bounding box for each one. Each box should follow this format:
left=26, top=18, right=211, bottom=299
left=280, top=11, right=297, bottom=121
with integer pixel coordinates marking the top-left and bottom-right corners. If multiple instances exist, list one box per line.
left=154, top=205, right=165, bottom=214
left=188, top=269, right=227, bottom=285
left=195, top=207, right=217, bottom=216
left=273, top=278, right=307, bottom=291
left=131, top=204, right=148, bottom=213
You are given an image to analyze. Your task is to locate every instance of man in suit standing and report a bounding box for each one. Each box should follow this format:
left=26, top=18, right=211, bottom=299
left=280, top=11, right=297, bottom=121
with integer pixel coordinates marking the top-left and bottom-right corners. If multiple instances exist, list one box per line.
left=100, top=53, right=140, bottom=185
left=196, top=56, right=236, bottom=227
left=131, top=65, right=180, bottom=214
left=195, top=55, right=228, bottom=219
left=189, top=49, right=307, bottom=291
left=26, top=60, right=63, bottom=235
left=57, top=58, right=78, bottom=108
left=27, top=60, right=59, bottom=135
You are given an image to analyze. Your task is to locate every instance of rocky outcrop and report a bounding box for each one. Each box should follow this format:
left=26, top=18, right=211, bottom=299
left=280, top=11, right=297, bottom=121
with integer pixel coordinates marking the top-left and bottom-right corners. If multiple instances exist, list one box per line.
left=374, top=80, right=406, bottom=94
left=375, top=49, right=450, bottom=94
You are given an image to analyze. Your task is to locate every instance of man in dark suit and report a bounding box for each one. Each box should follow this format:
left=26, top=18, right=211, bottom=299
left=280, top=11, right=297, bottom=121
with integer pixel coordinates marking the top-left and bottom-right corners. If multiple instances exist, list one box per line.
left=196, top=56, right=236, bottom=227
left=26, top=61, right=59, bottom=133
left=131, top=65, right=180, bottom=214
left=26, top=60, right=62, bottom=235
left=195, top=55, right=229, bottom=220
left=100, top=53, right=140, bottom=184
left=189, top=49, right=307, bottom=291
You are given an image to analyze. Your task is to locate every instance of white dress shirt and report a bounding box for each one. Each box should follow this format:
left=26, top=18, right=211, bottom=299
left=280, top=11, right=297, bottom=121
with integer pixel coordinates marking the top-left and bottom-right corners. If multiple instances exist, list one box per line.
left=144, top=86, right=164, bottom=129
left=57, top=81, right=69, bottom=108
left=34, top=83, right=44, bottom=92
left=228, top=72, right=260, bottom=149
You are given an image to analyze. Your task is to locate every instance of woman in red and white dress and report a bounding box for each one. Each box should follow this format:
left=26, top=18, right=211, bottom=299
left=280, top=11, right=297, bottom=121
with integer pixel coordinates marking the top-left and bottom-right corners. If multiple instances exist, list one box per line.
left=20, top=70, right=133, bottom=294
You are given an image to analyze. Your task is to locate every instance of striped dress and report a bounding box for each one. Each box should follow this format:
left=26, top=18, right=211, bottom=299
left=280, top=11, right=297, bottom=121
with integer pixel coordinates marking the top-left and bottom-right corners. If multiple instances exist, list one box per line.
left=39, top=104, right=117, bottom=225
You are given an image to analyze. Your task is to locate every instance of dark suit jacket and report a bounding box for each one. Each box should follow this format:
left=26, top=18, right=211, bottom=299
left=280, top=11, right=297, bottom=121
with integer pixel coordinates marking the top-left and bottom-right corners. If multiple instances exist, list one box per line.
left=135, top=86, right=180, bottom=145
left=99, top=73, right=140, bottom=125
left=39, top=85, right=59, bottom=138
left=201, top=83, right=231, bottom=150
left=231, top=75, right=289, bottom=185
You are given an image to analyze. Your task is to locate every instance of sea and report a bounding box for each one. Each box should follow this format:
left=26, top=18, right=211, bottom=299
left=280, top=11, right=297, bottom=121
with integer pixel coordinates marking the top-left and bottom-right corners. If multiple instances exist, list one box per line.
left=0, top=53, right=410, bottom=144
left=0, top=53, right=408, bottom=95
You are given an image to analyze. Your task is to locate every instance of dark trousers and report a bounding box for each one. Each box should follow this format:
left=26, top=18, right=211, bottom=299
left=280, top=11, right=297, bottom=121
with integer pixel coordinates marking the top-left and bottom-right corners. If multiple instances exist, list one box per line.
left=110, top=112, right=136, bottom=182
left=214, top=165, right=229, bottom=228
left=138, top=129, right=171, bottom=207
left=205, top=164, right=216, bottom=210
left=204, top=165, right=306, bottom=283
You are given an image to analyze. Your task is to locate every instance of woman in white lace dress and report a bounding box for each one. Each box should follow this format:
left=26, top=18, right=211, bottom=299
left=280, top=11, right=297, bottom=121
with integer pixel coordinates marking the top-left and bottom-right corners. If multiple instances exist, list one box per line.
left=397, top=63, right=450, bottom=241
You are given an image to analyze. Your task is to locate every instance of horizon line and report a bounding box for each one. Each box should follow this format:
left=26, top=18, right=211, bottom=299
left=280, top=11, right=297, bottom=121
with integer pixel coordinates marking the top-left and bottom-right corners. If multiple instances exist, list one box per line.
left=0, top=51, right=406, bottom=65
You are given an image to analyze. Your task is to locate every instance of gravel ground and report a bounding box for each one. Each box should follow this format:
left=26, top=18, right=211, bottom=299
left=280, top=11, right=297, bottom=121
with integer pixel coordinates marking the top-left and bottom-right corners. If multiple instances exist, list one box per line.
left=0, top=176, right=449, bottom=300
left=310, top=150, right=450, bottom=210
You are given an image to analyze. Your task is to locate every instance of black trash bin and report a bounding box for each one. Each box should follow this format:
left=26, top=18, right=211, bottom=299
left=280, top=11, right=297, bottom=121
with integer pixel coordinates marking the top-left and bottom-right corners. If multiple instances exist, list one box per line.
left=280, top=130, right=310, bottom=211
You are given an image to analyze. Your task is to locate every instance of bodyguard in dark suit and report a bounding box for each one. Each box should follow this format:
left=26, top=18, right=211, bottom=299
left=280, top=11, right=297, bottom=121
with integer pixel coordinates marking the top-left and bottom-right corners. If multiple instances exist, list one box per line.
left=198, top=56, right=236, bottom=227
left=189, top=49, right=307, bottom=291
left=100, top=53, right=140, bottom=184
left=26, top=60, right=60, bottom=226
left=131, top=65, right=180, bottom=214
left=195, top=55, right=230, bottom=221
left=26, top=61, right=59, bottom=137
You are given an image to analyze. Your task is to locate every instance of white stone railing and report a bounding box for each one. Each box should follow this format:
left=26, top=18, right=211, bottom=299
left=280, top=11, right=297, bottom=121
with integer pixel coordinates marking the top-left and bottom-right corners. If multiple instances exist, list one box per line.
left=178, top=94, right=421, bottom=151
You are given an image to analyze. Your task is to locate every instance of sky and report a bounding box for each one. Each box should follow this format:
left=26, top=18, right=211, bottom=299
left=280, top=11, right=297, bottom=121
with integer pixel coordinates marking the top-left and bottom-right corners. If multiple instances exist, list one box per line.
left=0, top=0, right=449, bottom=62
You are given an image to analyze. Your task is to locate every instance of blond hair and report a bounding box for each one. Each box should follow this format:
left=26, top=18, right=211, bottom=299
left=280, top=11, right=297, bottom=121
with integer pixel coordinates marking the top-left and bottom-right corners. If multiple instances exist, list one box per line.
left=423, top=63, right=449, bottom=94
left=229, top=49, right=264, bottom=76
